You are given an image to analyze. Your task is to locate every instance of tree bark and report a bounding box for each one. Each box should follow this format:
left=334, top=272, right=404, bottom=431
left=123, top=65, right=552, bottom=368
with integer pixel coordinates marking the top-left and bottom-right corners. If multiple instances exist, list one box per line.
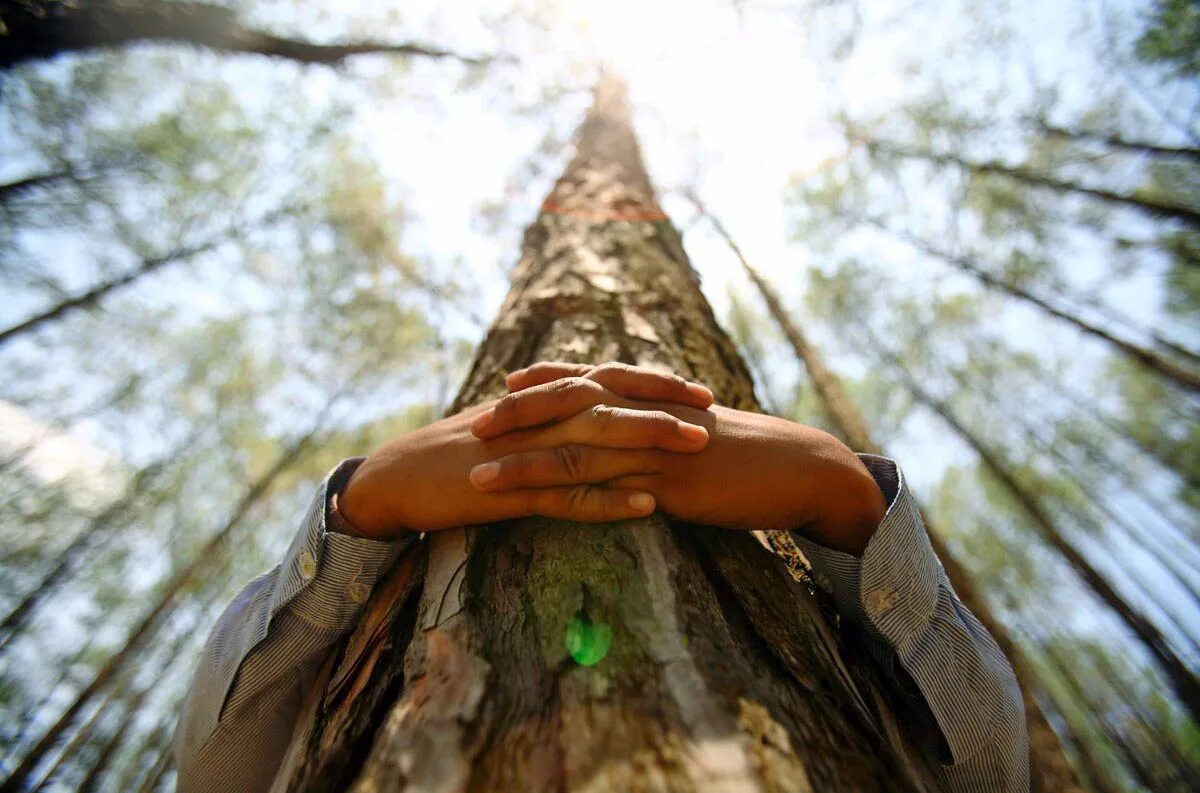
left=0, top=0, right=485, bottom=69
left=282, top=76, right=941, bottom=793
left=687, top=194, right=1084, bottom=792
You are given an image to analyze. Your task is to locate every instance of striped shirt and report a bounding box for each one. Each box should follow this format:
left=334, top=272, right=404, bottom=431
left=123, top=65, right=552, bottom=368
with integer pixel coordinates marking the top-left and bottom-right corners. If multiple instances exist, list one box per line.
left=173, top=455, right=1029, bottom=792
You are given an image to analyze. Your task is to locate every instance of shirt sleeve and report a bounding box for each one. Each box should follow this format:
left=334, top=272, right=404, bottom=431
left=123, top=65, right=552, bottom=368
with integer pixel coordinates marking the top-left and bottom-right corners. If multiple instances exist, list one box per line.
left=173, top=458, right=415, bottom=793
left=791, top=454, right=1030, bottom=792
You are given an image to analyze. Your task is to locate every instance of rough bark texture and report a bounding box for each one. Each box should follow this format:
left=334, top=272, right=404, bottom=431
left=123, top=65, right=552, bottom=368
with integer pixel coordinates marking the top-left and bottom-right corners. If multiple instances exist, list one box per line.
left=0, top=0, right=483, bottom=69
left=688, top=194, right=1084, bottom=792
left=283, top=77, right=942, bottom=792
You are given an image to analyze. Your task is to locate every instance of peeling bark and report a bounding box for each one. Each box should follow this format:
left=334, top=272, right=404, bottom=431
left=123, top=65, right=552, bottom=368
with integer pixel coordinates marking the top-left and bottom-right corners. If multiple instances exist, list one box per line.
left=284, top=76, right=941, bottom=792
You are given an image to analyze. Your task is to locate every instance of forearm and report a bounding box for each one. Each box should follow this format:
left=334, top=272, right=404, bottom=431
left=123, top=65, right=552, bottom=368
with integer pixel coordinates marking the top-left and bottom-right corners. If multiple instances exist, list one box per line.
left=174, top=459, right=410, bottom=793
left=793, top=455, right=1030, bottom=791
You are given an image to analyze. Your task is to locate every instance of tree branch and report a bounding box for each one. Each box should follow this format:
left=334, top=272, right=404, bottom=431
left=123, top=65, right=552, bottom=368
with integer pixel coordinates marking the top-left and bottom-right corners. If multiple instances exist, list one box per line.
left=1032, top=118, right=1200, bottom=164
left=0, top=0, right=491, bottom=69
left=867, top=138, right=1200, bottom=231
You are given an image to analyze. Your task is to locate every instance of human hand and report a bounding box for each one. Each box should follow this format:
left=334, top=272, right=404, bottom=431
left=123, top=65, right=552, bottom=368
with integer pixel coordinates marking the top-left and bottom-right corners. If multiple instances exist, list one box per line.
left=471, top=362, right=887, bottom=555
left=338, top=364, right=716, bottom=540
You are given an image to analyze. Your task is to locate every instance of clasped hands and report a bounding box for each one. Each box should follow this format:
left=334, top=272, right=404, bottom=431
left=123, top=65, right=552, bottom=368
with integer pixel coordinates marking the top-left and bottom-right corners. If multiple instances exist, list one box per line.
left=340, top=362, right=887, bottom=555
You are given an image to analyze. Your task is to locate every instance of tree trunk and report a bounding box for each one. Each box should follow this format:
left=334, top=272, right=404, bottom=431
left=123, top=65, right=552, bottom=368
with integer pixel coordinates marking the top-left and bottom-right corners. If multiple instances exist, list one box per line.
left=282, top=76, right=941, bottom=793
left=858, top=215, right=1200, bottom=392
left=0, top=444, right=187, bottom=652
left=1031, top=119, right=1200, bottom=164
left=861, top=326, right=1200, bottom=725
left=0, top=169, right=75, bottom=201
left=0, top=0, right=484, bottom=69
left=929, top=353, right=1200, bottom=605
left=0, top=418, right=327, bottom=792
left=867, top=138, right=1200, bottom=231
left=0, top=205, right=299, bottom=348
left=687, top=194, right=1084, bottom=792
left=74, top=627, right=194, bottom=793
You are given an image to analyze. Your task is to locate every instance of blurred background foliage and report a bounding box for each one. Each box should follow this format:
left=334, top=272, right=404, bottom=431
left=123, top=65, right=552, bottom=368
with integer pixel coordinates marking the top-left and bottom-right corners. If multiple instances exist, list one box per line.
left=0, top=0, right=1197, bottom=791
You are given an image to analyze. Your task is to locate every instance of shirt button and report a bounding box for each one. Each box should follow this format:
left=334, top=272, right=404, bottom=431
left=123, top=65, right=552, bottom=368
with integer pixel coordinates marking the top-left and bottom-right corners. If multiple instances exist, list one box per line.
left=346, top=581, right=369, bottom=604
left=298, top=550, right=317, bottom=581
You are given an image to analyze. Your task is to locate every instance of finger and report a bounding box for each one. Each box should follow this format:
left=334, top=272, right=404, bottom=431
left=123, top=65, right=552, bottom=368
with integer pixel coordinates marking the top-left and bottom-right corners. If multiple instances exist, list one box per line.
left=585, top=362, right=714, bottom=408
left=470, top=446, right=661, bottom=491
left=497, top=485, right=657, bottom=523
left=507, top=362, right=593, bottom=391
left=508, top=361, right=713, bottom=409
left=551, top=405, right=709, bottom=452
left=472, top=377, right=609, bottom=438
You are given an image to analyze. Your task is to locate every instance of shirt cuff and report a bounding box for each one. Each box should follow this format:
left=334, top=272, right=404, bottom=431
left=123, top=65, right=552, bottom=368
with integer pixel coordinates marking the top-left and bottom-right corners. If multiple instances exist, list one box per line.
left=791, top=455, right=940, bottom=652
left=268, top=457, right=414, bottom=631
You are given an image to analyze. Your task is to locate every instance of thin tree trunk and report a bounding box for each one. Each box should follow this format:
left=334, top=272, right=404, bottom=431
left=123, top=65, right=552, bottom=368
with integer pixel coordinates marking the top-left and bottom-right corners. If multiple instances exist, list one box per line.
left=0, top=206, right=295, bottom=348
left=6, top=636, right=102, bottom=752
left=1038, top=642, right=1177, bottom=792
left=1043, top=374, right=1200, bottom=491
left=0, top=442, right=191, bottom=651
left=111, top=716, right=175, bottom=793
left=97, top=606, right=226, bottom=793
left=1023, top=642, right=1128, bottom=793
left=282, top=76, right=941, bottom=793
left=0, top=0, right=486, bottom=69
left=867, top=138, right=1200, bottom=230
left=861, top=326, right=1200, bottom=725
left=688, top=194, right=1086, bottom=792
left=112, top=724, right=174, bottom=793
left=933, top=353, right=1200, bottom=601
left=133, top=750, right=173, bottom=793
left=0, top=417, right=326, bottom=792
left=1032, top=119, right=1200, bottom=164
left=1003, top=605, right=1126, bottom=793
left=0, top=169, right=74, bottom=202
left=29, top=677, right=130, bottom=792
left=1080, top=641, right=1199, bottom=780
left=857, top=215, right=1200, bottom=391
left=74, top=626, right=195, bottom=793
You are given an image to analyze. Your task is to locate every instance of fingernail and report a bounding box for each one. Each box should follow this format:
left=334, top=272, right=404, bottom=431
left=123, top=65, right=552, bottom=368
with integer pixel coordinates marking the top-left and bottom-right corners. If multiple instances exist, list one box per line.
left=505, top=369, right=524, bottom=386
left=472, top=408, right=495, bottom=434
left=677, top=423, right=708, bottom=444
left=470, top=462, right=500, bottom=486
left=687, top=382, right=714, bottom=403
left=629, top=492, right=655, bottom=513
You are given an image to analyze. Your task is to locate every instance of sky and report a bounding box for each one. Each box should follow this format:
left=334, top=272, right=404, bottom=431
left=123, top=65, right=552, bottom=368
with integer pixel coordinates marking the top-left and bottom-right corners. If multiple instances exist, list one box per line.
left=240, top=0, right=1200, bottom=657
left=1, top=0, right=1185, bottom=537
left=0, top=1, right=1196, bottom=787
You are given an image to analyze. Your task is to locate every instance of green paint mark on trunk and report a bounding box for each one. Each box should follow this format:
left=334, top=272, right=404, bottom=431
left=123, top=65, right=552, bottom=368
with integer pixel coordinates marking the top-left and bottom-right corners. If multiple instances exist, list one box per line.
left=565, top=615, right=612, bottom=667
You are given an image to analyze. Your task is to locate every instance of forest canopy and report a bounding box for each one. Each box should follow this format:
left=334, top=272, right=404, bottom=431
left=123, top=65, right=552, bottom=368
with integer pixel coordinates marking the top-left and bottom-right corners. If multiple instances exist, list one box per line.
left=0, top=0, right=1197, bottom=791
